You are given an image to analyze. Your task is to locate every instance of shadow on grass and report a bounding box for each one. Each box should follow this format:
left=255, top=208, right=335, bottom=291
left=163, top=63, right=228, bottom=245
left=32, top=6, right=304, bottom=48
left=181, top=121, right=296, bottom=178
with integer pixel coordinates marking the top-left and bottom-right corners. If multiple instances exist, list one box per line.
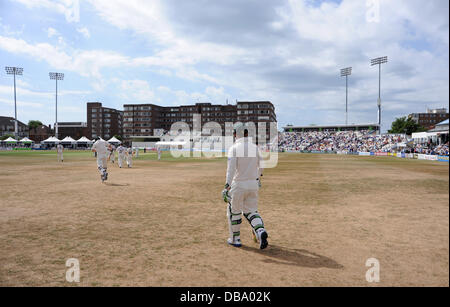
left=241, top=244, right=343, bottom=269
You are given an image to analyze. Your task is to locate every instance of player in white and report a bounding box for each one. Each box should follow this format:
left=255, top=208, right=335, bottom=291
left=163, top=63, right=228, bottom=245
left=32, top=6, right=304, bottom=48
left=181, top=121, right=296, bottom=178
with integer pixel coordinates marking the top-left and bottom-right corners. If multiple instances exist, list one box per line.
left=116, top=144, right=126, bottom=168
left=57, top=143, right=64, bottom=162
left=222, top=123, right=268, bottom=249
left=109, top=144, right=116, bottom=164
left=157, top=146, right=162, bottom=160
left=126, top=147, right=134, bottom=168
left=91, top=137, right=112, bottom=182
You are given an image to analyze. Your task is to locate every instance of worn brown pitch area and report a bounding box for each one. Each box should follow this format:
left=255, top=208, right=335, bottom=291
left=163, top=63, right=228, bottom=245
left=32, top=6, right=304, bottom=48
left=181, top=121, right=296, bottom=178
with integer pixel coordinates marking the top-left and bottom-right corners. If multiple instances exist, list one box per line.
left=0, top=152, right=448, bottom=286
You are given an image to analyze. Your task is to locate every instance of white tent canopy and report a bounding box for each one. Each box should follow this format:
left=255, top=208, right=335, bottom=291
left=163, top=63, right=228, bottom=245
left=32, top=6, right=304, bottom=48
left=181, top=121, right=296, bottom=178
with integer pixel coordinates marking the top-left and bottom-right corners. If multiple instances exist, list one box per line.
left=155, top=141, right=187, bottom=146
left=60, top=136, right=77, bottom=143
left=19, top=137, right=34, bottom=143
left=77, top=136, right=93, bottom=143
left=41, top=136, right=60, bottom=143
left=107, top=136, right=122, bottom=144
left=4, top=137, right=17, bottom=143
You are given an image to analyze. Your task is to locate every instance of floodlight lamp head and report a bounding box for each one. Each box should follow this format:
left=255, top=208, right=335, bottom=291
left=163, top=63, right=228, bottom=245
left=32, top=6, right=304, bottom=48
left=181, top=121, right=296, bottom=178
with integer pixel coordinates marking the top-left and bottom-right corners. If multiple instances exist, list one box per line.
left=49, top=72, right=64, bottom=80
left=5, top=66, right=23, bottom=75
left=371, top=56, right=388, bottom=66
left=340, top=67, right=352, bottom=76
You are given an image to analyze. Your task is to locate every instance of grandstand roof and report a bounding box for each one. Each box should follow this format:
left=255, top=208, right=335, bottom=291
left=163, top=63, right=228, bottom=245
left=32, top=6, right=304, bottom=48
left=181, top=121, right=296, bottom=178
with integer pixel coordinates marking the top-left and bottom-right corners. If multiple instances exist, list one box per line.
left=436, top=119, right=448, bottom=126
left=283, top=123, right=379, bottom=132
left=428, top=119, right=449, bottom=133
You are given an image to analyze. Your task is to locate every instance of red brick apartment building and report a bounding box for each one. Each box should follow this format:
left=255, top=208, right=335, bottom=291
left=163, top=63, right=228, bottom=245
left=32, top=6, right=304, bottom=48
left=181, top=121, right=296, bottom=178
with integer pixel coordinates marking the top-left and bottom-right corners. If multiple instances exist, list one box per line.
left=86, top=102, right=123, bottom=140
left=122, top=101, right=277, bottom=143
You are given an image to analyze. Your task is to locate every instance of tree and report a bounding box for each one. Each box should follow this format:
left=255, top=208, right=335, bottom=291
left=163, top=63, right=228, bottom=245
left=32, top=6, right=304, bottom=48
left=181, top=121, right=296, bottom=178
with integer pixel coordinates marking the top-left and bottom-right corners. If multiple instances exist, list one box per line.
left=28, top=120, right=43, bottom=129
left=0, top=134, right=15, bottom=140
left=388, top=116, right=427, bottom=135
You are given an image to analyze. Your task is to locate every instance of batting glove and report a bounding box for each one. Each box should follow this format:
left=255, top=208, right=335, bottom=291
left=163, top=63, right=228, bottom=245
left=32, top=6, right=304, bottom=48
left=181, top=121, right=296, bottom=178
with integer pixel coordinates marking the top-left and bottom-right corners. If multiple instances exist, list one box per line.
left=222, top=183, right=231, bottom=203
left=257, top=178, right=262, bottom=188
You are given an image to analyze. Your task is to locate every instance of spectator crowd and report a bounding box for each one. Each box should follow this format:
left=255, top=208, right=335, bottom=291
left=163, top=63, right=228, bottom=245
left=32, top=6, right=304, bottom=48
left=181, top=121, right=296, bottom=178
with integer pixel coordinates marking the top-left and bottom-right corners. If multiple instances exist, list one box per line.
left=278, top=130, right=449, bottom=156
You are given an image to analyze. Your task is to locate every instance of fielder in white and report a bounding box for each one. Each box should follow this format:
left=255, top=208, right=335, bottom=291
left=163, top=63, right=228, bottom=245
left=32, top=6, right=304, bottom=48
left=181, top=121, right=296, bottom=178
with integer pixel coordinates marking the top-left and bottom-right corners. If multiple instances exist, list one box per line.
left=222, top=123, right=268, bottom=249
left=108, top=144, right=116, bottom=164
left=91, top=137, right=112, bottom=182
left=57, top=144, right=64, bottom=162
left=157, top=146, right=162, bottom=160
left=126, top=147, right=134, bottom=168
left=116, top=144, right=126, bottom=168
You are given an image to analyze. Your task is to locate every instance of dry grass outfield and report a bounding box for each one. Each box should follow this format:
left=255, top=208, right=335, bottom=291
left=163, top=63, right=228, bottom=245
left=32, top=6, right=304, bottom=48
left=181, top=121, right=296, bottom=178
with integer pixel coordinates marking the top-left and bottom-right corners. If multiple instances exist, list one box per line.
left=0, top=150, right=448, bottom=286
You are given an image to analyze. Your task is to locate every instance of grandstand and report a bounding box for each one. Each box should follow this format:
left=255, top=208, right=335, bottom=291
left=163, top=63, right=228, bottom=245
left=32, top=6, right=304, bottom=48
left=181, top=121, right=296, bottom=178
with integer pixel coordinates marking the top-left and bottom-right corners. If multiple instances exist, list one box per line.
left=283, top=123, right=379, bottom=133
left=278, top=129, right=449, bottom=156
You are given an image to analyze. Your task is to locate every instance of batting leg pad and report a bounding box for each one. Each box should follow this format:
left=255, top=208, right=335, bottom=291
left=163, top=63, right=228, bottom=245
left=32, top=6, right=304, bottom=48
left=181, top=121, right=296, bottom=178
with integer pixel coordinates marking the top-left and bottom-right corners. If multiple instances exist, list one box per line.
left=227, top=204, right=242, bottom=241
left=244, top=211, right=265, bottom=234
left=97, top=166, right=107, bottom=175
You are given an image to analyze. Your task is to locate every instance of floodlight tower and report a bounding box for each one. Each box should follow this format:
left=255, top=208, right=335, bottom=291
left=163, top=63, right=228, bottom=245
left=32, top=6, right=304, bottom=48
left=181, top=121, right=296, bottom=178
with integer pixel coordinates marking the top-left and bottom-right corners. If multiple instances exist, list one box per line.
left=49, top=72, right=64, bottom=138
left=340, top=67, right=352, bottom=126
left=371, top=56, right=388, bottom=135
left=5, top=66, right=23, bottom=138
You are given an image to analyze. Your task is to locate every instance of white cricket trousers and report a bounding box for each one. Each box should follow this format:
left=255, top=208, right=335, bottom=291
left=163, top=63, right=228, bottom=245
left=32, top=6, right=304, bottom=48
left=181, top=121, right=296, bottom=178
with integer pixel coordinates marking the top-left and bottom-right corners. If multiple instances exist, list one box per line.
left=230, top=185, right=259, bottom=214
left=57, top=152, right=63, bottom=162
left=97, top=155, right=108, bottom=174
left=227, top=180, right=263, bottom=241
left=118, top=154, right=125, bottom=167
left=127, top=155, right=132, bottom=167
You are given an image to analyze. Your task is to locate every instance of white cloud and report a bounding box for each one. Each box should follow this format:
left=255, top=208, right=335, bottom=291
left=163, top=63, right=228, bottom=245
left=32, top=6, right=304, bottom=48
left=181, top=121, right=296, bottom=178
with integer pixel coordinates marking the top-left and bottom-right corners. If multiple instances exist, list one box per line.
left=0, top=97, right=44, bottom=108
left=3, top=0, right=449, bottom=130
left=13, top=0, right=80, bottom=23
left=86, top=0, right=173, bottom=43
left=0, top=85, right=90, bottom=99
left=0, top=35, right=130, bottom=89
left=47, top=27, right=58, bottom=38
left=77, top=27, right=90, bottom=39
left=119, top=79, right=154, bottom=102
left=155, top=85, right=233, bottom=106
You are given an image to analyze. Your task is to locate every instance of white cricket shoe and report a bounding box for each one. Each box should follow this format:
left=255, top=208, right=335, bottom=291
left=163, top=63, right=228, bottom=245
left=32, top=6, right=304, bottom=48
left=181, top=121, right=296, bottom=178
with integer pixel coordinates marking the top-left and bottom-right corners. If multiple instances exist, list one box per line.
left=256, top=229, right=268, bottom=250
left=227, top=237, right=242, bottom=248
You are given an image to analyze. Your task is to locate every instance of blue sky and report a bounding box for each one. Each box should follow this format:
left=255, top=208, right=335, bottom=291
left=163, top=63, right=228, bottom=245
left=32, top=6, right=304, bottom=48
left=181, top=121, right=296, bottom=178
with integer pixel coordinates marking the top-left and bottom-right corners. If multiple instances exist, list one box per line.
left=0, top=0, right=448, bottom=132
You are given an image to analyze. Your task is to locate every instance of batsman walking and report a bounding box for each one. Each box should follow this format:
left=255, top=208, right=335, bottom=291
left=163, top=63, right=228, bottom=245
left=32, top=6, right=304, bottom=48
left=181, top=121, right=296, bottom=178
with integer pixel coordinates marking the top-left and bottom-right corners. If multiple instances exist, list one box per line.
left=222, top=123, right=268, bottom=249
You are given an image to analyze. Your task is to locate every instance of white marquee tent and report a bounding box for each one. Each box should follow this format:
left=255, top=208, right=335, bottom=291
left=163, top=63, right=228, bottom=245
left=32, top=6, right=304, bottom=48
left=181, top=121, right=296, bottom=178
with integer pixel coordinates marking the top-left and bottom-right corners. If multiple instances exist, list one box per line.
left=77, top=136, right=93, bottom=144
left=19, top=137, right=34, bottom=143
left=60, top=136, right=77, bottom=144
left=41, top=136, right=60, bottom=144
left=4, top=137, right=17, bottom=143
left=107, top=136, right=122, bottom=144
